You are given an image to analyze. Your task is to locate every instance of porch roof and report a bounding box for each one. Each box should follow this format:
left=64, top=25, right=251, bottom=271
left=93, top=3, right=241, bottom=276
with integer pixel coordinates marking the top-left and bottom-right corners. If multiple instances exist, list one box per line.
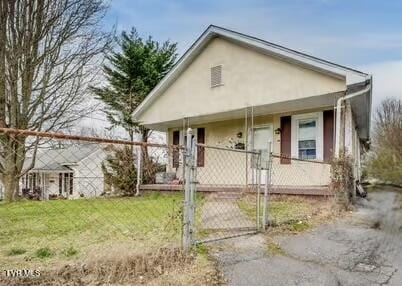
left=23, top=144, right=99, bottom=173
left=143, top=91, right=343, bottom=131
left=143, top=83, right=371, bottom=141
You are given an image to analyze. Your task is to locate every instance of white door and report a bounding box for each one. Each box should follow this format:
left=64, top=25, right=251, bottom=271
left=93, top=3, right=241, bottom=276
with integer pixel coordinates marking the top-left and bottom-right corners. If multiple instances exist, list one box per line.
left=250, top=125, right=273, bottom=185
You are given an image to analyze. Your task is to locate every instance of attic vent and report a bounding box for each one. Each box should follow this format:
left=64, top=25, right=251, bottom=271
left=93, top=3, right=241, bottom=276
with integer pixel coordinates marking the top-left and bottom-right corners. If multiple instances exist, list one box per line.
left=211, top=65, right=223, bottom=87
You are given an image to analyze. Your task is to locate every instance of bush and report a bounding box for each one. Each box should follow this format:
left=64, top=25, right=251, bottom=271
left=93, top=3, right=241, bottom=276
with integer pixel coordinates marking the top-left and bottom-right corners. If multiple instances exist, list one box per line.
left=330, top=152, right=354, bottom=209
left=102, top=146, right=138, bottom=196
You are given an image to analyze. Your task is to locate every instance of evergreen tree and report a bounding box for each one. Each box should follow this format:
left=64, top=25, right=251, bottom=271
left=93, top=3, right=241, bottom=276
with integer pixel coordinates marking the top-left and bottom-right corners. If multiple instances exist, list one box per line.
left=94, top=29, right=176, bottom=195
left=92, top=28, right=177, bottom=141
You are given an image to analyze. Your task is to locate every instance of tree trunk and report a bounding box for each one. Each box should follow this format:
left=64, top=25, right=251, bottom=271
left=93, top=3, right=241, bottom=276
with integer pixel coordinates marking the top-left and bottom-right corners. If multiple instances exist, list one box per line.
left=140, top=127, right=151, bottom=183
left=2, top=135, right=26, bottom=202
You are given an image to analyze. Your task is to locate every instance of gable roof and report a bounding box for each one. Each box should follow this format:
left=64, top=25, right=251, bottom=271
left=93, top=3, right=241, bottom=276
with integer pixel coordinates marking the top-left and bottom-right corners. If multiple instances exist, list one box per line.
left=133, top=25, right=370, bottom=120
left=25, top=144, right=100, bottom=172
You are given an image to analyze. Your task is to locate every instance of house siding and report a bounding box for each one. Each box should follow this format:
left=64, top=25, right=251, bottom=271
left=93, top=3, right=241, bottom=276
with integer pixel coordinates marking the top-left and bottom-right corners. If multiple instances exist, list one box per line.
left=138, top=37, right=346, bottom=125
left=167, top=108, right=333, bottom=186
left=71, top=149, right=106, bottom=199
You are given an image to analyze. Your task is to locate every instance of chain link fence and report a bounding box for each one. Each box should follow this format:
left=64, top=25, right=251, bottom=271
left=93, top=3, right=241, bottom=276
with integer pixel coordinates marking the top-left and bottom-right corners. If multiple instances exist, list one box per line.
left=0, top=127, right=334, bottom=284
left=0, top=128, right=185, bottom=272
left=193, top=144, right=262, bottom=243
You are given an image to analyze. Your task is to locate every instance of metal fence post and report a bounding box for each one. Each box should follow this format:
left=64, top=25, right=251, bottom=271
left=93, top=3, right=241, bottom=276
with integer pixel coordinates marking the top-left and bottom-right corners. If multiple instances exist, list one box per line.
left=263, top=142, right=272, bottom=230
left=189, top=137, right=197, bottom=244
left=256, top=150, right=262, bottom=231
left=183, top=128, right=193, bottom=250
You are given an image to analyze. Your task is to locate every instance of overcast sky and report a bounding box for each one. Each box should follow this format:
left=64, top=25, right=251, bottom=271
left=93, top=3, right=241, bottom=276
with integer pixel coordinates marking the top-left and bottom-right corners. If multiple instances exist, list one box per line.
left=84, top=0, right=402, bottom=133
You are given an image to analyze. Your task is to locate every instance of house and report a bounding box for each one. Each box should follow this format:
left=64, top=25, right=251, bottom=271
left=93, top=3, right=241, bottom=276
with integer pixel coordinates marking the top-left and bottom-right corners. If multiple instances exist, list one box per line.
left=20, top=144, right=106, bottom=199
left=132, top=25, right=372, bottom=193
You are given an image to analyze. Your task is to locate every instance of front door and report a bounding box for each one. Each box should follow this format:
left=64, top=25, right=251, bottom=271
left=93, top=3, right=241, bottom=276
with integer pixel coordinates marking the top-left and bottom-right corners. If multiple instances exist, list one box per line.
left=251, top=124, right=273, bottom=184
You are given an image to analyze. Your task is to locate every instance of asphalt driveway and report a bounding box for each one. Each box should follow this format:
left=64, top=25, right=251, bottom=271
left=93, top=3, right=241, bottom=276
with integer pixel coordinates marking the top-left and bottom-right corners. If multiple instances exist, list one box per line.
left=211, top=187, right=402, bottom=286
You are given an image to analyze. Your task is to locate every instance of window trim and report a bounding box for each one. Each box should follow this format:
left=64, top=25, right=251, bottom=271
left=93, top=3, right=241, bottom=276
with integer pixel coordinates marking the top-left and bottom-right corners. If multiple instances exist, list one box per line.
left=291, top=112, right=324, bottom=161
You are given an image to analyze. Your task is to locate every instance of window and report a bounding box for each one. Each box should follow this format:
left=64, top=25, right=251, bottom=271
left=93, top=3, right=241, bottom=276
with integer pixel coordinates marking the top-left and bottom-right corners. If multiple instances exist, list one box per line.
left=58, top=173, right=63, bottom=195
left=211, top=65, right=222, bottom=87
left=69, top=173, right=73, bottom=195
left=197, top=128, right=205, bottom=167
left=298, top=119, right=317, bottom=160
left=172, top=130, right=180, bottom=168
left=64, top=173, right=69, bottom=195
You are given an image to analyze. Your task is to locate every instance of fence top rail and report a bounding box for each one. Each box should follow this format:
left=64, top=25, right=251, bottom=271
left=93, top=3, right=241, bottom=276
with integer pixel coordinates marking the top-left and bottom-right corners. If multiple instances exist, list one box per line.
left=271, top=153, right=330, bottom=165
left=0, top=128, right=184, bottom=149
left=196, top=143, right=261, bottom=155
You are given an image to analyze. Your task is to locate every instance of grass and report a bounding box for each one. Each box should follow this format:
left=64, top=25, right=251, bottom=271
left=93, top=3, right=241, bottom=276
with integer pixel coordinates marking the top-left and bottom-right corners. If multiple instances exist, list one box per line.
left=237, top=196, right=315, bottom=232
left=35, top=247, right=55, bottom=259
left=266, top=240, right=285, bottom=256
left=0, top=193, right=183, bottom=268
left=6, top=247, right=27, bottom=256
left=62, top=246, right=78, bottom=257
left=194, top=243, right=209, bottom=256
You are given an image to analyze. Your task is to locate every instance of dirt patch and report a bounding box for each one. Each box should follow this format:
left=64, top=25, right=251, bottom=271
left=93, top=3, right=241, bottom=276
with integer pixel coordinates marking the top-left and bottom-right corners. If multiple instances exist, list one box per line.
left=0, top=248, right=220, bottom=286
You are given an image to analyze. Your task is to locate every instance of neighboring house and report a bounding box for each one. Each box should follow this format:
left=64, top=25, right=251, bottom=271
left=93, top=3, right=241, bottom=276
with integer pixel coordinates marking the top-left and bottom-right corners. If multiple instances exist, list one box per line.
left=132, top=25, right=372, bottom=191
left=21, top=144, right=106, bottom=199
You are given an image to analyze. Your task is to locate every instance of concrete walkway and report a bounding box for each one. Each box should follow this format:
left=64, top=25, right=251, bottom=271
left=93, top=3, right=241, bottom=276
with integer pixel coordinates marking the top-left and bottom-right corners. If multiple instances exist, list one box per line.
left=201, top=200, right=255, bottom=230
left=210, top=188, right=402, bottom=286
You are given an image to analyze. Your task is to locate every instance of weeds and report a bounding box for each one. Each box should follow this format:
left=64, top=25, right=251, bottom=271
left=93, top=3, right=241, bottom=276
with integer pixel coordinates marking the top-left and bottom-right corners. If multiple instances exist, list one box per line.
left=34, top=247, right=54, bottom=259
left=289, top=220, right=311, bottom=232
left=266, top=240, right=285, bottom=256
left=62, top=246, right=78, bottom=257
left=195, top=243, right=209, bottom=256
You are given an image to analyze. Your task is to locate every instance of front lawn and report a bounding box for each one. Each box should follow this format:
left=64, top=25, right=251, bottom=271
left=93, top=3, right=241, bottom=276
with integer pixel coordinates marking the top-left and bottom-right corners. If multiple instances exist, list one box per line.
left=0, top=192, right=183, bottom=268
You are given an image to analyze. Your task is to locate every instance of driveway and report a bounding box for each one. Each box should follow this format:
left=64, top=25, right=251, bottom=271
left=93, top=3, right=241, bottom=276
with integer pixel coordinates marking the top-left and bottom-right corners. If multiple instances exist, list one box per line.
left=211, top=187, right=402, bottom=286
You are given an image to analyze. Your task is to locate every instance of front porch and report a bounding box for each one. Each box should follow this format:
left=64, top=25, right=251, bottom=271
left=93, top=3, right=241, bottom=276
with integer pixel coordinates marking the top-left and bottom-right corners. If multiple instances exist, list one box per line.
left=139, top=184, right=331, bottom=196
left=20, top=170, right=74, bottom=200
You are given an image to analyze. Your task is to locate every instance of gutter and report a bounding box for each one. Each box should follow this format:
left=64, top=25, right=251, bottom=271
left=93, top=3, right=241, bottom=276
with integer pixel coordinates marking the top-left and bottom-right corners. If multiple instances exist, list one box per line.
left=334, top=76, right=372, bottom=158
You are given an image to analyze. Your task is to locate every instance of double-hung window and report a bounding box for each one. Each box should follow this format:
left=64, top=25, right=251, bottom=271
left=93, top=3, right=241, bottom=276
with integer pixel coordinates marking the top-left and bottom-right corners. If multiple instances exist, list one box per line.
left=298, top=119, right=317, bottom=160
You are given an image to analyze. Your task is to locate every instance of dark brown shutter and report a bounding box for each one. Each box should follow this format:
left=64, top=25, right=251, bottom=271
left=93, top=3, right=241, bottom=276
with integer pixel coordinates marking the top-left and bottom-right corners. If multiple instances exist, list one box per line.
left=323, top=110, right=334, bottom=162
left=280, top=116, right=291, bottom=164
left=172, top=130, right=180, bottom=168
left=197, top=128, right=205, bottom=167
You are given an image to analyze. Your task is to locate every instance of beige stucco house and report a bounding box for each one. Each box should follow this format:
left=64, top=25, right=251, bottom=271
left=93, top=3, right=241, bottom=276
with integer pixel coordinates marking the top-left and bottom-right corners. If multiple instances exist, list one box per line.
left=133, top=25, right=372, bottom=193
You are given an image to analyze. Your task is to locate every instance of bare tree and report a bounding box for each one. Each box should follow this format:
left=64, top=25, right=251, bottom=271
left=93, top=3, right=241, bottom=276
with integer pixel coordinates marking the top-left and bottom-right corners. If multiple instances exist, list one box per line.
left=0, top=0, right=112, bottom=202
left=373, top=97, right=402, bottom=153
left=368, top=97, right=402, bottom=183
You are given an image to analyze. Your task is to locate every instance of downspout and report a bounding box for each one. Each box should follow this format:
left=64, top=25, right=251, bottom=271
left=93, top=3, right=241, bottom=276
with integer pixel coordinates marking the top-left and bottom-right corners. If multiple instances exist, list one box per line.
left=334, top=78, right=372, bottom=158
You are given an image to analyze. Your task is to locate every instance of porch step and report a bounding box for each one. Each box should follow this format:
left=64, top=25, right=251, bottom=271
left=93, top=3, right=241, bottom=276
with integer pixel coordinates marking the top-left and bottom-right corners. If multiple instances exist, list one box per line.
left=210, top=192, right=243, bottom=200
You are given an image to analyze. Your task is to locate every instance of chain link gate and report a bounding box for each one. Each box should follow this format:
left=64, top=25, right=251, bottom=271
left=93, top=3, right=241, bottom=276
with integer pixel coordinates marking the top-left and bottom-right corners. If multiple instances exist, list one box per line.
left=182, top=128, right=269, bottom=247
